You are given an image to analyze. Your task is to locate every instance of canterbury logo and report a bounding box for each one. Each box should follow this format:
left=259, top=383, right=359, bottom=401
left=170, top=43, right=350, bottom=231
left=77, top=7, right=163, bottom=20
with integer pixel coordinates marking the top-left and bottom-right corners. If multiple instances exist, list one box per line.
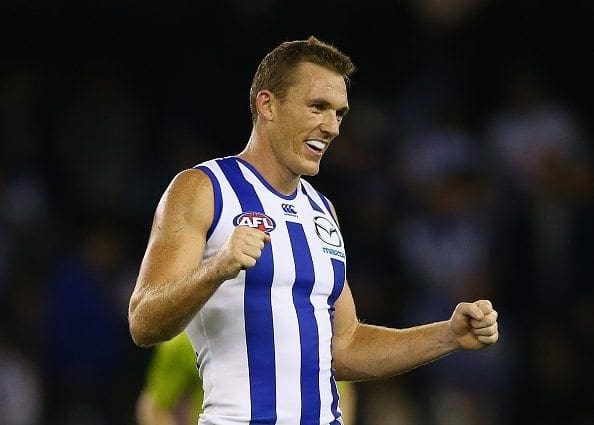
left=313, top=216, right=341, bottom=247
left=281, top=204, right=297, bottom=215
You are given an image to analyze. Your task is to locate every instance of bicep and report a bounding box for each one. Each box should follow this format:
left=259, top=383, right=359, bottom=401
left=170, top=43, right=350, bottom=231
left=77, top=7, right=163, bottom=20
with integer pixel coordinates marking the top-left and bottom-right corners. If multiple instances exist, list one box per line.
left=137, top=169, right=214, bottom=286
left=332, top=279, right=359, bottom=356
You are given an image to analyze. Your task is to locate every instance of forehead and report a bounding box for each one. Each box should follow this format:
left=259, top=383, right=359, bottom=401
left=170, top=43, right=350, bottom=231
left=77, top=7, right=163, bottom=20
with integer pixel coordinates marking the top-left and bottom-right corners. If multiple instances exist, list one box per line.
left=290, top=62, right=348, bottom=104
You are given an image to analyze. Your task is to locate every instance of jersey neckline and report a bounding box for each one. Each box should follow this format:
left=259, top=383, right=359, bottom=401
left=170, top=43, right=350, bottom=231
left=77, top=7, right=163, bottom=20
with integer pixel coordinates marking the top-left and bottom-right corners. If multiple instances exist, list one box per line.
left=233, top=156, right=299, bottom=201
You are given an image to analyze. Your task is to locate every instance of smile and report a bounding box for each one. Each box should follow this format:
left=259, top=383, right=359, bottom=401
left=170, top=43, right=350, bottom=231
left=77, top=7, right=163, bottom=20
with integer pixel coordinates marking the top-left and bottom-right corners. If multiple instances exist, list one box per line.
left=305, top=139, right=326, bottom=154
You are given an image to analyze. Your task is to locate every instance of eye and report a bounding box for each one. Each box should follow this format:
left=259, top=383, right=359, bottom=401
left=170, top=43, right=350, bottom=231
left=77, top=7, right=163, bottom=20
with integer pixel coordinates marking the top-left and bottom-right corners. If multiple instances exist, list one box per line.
left=310, top=102, right=324, bottom=112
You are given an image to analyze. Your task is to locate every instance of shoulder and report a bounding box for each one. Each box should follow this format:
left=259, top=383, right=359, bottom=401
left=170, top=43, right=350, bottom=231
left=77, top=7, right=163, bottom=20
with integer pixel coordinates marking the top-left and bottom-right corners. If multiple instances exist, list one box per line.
left=301, top=178, right=333, bottom=205
left=154, top=168, right=215, bottom=227
left=320, top=195, right=340, bottom=227
left=168, top=167, right=212, bottom=193
left=302, top=179, right=339, bottom=223
left=160, top=168, right=213, bottom=207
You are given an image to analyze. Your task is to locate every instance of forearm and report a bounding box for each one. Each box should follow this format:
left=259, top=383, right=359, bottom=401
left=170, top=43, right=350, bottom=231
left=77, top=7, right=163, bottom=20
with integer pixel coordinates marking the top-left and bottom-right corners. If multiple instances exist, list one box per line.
left=332, top=321, right=459, bottom=381
left=129, top=257, right=228, bottom=347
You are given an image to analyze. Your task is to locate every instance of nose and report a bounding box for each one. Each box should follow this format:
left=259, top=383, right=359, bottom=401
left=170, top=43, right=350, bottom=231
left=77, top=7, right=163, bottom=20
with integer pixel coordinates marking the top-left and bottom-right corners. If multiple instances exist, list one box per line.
left=320, top=111, right=340, bottom=138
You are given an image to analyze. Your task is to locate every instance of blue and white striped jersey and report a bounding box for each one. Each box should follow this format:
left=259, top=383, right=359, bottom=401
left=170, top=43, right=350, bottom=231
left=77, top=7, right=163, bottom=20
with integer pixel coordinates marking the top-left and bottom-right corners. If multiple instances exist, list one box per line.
left=185, top=156, right=347, bottom=425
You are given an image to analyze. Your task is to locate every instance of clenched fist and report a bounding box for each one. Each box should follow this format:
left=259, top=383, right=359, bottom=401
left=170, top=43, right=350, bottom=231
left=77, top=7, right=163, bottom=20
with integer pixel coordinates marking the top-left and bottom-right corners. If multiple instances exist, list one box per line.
left=214, top=225, right=271, bottom=281
left=449, top=299, right=499, bottom=350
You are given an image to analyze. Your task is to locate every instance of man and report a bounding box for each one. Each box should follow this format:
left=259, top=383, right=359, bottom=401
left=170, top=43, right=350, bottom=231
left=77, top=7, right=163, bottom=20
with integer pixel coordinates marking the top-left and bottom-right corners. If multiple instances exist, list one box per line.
left=135, top=332, right=357, bottom=425
left=128, top=36, right=499, bottom=424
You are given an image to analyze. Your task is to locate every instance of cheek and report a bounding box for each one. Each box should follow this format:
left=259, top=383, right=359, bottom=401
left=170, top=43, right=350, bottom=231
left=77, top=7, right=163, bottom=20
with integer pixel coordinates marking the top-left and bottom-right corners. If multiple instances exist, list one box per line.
left=278, top=109, right=316, bottom=153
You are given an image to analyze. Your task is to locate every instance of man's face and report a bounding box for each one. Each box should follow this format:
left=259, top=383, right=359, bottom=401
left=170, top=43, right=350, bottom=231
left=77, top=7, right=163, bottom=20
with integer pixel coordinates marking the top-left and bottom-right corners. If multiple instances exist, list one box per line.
left=268, top=62, right=349, bottom=177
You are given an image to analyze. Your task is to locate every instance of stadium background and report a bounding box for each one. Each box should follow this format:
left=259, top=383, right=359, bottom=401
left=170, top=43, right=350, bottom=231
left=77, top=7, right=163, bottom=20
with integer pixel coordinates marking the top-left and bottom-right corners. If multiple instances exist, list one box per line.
left=1, top=1, right=593, bottom=424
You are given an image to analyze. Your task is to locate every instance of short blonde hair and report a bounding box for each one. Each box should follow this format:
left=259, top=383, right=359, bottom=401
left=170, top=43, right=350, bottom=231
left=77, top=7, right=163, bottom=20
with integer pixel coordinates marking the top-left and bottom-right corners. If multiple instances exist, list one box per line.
left=249, top=36, right=356, bottom=123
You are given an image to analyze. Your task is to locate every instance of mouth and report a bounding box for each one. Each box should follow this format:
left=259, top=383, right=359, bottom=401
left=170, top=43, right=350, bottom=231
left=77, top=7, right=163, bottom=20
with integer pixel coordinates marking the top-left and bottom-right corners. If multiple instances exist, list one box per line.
left=305, top=139, right=327, bottom=155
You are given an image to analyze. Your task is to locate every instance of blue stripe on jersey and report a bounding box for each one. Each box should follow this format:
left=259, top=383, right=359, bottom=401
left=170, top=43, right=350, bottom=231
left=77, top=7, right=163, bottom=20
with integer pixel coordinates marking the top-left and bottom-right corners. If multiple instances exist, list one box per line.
left=236, top=156, right=298, bottom=200
left=301, top=183, right=324, bottom=213
left=196, top=165, right=223, bottom=241
left=216, top=157, right=277, bottom=424
left=329, top=258, right=345, bottom=422
left=286, top=221, right=321, bottom=425
left=329, top=259, right=345, bottom=307
left=317, top=192, right=337, bottom=225
left=330, top=378, right=341, bottom=423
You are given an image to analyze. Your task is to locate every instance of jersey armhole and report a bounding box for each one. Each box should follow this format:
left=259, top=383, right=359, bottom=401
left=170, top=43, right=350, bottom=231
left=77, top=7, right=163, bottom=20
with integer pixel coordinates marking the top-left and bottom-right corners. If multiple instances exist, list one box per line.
left=196, top=165, right=223, bottom=241
left=317, top=191, right=339, bottom=226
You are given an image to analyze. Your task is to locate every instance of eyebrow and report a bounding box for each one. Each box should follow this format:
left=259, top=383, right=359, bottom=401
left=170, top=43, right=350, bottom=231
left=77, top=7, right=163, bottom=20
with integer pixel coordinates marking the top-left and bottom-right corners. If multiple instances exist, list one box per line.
left=338, top=105, right=350, bottom=117
left=312, top=98, right=350, bottom=117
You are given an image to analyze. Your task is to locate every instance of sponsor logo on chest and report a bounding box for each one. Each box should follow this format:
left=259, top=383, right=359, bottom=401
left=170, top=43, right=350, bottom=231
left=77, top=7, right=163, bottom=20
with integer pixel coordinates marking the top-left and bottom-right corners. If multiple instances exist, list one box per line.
left=313, top=216, right=341, bottom=247
left=313, top=215, right=346, bottom=259
left=233, top=212, right=276, bottom=233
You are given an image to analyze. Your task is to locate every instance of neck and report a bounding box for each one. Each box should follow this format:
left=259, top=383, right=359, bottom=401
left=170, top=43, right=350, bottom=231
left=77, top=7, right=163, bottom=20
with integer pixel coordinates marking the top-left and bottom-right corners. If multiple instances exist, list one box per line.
left=238, top=129, right=300, bottom=196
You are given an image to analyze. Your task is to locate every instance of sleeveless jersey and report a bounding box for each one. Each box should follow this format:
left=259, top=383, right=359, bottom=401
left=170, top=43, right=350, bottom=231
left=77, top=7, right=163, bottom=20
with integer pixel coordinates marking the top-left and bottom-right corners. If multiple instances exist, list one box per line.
left=185, top=156, right=347, bottom=425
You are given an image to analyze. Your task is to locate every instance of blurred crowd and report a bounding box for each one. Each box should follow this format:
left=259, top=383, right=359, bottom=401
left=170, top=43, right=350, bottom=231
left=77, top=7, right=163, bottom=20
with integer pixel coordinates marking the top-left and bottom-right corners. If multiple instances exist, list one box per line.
left=1, top=1, right=594, bottom=424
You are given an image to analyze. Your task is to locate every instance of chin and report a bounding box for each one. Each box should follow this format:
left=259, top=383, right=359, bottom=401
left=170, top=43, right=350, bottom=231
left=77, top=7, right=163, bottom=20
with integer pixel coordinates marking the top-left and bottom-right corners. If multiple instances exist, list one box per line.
left=291, top=155, right=322, bottom=176
left=299, top=163, right=321, bottom=177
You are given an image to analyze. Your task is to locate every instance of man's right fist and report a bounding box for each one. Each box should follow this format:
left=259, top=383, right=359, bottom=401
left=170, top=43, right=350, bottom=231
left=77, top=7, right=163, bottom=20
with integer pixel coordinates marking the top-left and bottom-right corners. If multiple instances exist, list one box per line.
left=215, top=226, right=271, bottom=280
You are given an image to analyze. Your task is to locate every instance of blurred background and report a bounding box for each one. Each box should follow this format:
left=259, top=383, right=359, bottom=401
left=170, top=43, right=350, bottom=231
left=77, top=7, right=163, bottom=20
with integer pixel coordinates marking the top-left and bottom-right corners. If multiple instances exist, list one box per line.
left=1, top=1, right=593, bottom=424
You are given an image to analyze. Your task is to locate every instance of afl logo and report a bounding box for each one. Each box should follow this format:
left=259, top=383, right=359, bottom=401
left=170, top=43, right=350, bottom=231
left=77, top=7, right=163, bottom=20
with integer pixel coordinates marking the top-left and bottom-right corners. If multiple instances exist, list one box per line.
left=313, top=216, right=341, bottom=247
left=233, top=212, right=276, bottom=233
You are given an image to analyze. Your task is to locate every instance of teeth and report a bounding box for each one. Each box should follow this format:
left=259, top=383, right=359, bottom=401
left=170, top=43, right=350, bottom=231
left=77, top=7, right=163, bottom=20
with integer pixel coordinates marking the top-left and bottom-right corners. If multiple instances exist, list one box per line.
left=306, top=140, right=326, bottom=151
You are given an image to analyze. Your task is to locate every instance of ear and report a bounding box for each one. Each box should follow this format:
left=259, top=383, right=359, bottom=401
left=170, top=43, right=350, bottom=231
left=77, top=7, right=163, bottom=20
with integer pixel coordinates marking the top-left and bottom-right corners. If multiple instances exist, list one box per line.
left=255, top=90, right=274, bottom=121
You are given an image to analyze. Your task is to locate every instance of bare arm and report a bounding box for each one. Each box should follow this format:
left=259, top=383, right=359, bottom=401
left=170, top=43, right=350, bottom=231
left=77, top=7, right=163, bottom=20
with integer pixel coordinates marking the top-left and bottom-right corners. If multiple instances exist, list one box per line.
left=128, top=169, right=270, bottom=347
left=326, top=200, right=499, bottom=381
left=331, top=282, right=498, bottom=380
